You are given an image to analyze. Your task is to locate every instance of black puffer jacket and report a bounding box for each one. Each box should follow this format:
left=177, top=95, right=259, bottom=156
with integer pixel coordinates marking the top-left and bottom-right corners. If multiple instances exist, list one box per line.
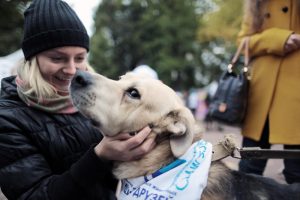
left=0, top=76, right=118, bottom=200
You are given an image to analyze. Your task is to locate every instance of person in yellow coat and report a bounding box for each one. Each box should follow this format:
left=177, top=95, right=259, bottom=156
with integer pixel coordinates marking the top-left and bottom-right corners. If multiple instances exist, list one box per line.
left=238, top=0, right=300, bottom=184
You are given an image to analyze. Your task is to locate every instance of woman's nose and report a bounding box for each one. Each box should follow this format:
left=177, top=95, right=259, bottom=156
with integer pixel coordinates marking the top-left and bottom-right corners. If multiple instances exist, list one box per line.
left=63, top=60, right=77, bottom=74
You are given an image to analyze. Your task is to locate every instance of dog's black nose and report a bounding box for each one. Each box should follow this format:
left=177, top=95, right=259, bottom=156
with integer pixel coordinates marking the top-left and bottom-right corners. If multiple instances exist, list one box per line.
left=71, top=70, right=92, bottom=89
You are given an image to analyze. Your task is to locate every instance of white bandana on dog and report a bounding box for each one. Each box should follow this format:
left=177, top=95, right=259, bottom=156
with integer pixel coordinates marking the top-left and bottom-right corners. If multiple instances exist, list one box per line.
left=119, top=140, right=212, bottom=200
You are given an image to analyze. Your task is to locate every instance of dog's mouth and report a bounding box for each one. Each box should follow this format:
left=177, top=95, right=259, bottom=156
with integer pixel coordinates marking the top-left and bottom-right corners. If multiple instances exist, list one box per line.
left=71, top=91, right=96, bottom=109
left=124, top=123, right=155, bottom=136
left=128, top=130, right=139, bottom=136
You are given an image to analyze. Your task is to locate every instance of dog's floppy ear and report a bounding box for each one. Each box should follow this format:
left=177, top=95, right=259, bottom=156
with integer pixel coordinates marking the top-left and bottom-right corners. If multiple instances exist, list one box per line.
left=166, top=108, right=195, bottom=157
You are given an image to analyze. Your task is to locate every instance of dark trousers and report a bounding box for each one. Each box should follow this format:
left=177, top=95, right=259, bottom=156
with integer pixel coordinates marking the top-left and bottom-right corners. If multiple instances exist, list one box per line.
left=239, top=119, right=300, bottom=184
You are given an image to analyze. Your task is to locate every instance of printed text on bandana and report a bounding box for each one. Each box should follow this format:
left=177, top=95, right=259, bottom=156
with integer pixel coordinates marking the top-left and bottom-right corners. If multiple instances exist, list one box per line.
left=119, top=140, right=212, bottom=200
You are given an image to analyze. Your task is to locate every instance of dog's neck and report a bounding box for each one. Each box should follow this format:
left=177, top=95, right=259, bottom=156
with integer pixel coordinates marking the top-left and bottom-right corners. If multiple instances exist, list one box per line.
left=112, top=130, right=203, bottom=180
left=113, top=131, right=174, bottom=179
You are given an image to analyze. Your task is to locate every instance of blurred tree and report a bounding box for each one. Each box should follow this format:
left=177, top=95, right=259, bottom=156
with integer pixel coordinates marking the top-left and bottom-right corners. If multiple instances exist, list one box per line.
left=90, top=0, right=210, bottom=90
left=198, top=0, right=243, bottom=42
left=0, top=0, right=30, bottom=56
left=197, top=0, right=244, bottom=82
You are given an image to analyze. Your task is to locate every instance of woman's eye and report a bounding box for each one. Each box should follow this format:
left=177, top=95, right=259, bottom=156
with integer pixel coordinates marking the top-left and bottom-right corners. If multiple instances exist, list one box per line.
left=75, top=57, right=85, bottom=62
left=51, top=57, right=62, bottom=62
left=126, top=88, right=140, bottom=99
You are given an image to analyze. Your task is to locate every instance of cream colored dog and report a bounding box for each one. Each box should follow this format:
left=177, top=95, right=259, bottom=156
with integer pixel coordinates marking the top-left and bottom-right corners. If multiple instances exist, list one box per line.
left=71, top=71, right=199, bottom=176
left=70, top=71, right=300, bottom=200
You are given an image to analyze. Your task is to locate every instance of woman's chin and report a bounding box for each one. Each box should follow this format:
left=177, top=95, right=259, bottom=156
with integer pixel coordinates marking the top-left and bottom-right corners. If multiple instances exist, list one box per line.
left=55, top=86, right=70, bottom=95
left=50, top=81, right=71, bottom=95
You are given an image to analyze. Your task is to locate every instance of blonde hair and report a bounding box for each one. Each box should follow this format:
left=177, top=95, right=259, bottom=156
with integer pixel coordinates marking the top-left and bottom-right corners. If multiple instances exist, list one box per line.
left=243, top=0, right=271, bottom=34
left=17, top=57, right=95, bottom=100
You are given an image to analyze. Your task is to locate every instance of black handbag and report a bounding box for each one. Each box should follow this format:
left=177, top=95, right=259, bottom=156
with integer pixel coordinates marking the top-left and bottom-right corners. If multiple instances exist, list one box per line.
left=207, top=37, right=250, bottom=125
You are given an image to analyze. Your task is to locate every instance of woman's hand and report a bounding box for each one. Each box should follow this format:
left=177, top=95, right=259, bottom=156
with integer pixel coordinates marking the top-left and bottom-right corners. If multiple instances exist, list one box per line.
left=284, top=34, right=300, bottom=54
left=94, top=126, right=156, bottom=161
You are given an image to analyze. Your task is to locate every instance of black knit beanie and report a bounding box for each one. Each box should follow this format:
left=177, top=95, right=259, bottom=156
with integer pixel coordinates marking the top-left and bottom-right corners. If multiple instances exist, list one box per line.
left=22, top=0, right=89, bottom=60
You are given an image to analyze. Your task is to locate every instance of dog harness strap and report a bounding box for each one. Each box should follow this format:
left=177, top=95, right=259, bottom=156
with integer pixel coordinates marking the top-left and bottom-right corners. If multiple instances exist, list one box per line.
left=211, top=134, right=237, bottom=162
left=119, top=140, right=213, bottom=200
left=211, top=143, right=233, bottom=161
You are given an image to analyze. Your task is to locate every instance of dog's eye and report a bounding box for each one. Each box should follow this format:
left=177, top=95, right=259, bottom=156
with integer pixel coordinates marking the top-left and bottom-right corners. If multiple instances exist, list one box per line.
left=126, top=88, right=140, bottom=99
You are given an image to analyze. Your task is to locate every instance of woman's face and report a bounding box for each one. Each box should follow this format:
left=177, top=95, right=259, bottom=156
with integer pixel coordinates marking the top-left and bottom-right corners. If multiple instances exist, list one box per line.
left=36, top=46, right=87, bottom=93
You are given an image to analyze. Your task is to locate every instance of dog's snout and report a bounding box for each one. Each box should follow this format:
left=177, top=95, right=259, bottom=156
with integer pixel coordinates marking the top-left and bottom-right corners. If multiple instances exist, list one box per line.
left=71, top=70, right=92, bottom=89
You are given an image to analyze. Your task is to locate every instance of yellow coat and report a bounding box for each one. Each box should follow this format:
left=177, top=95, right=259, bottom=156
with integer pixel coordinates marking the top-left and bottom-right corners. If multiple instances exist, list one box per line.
left=239, top=0, right=300, bottom=144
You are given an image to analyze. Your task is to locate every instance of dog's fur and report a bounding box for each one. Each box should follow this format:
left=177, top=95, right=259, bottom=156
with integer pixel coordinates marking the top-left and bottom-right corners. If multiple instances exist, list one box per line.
left=70, top=71, right=300, bottom=200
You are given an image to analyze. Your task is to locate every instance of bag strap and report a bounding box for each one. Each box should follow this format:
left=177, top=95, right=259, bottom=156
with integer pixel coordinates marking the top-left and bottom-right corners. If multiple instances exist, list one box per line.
left=228, top=36, right=250, bottom=73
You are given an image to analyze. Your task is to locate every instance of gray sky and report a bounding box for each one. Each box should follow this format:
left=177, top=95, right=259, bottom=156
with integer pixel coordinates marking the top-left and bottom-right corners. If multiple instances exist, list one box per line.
left=65, top=0, right=102, bottom=36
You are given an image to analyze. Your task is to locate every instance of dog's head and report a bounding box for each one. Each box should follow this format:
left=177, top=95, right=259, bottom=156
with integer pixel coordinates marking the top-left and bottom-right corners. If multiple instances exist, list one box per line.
left=70, top=70, right=196, bottom=157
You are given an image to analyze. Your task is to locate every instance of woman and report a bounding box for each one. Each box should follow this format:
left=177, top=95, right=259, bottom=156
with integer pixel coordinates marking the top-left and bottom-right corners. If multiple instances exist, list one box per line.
left=0, top=0, right=156, bottom=199
left=239, top=0, right=300, bottom=184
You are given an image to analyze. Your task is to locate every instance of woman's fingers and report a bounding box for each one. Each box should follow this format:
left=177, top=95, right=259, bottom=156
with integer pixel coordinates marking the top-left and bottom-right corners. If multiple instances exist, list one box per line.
left=284, top=34, right=300, bottom=54
left=94, top=126, right=156, bottom=161
left=107, top=126, right=152, bottom=141
left=129, top=134, right=157, bottom=159
left=110, top=132, right=133, bottom=140
left=125, top=126, right=152, bottom=149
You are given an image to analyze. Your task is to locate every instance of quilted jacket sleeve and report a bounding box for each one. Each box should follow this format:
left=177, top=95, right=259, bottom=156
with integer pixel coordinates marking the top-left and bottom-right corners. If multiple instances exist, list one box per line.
left=0, top=109, right=117, bottom=200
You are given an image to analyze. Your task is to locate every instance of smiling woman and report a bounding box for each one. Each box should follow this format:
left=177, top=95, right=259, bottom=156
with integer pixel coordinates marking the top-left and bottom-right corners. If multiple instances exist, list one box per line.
left=0, top=0, right=155, bottom=199
left=37, top=47, right=88, bottom=94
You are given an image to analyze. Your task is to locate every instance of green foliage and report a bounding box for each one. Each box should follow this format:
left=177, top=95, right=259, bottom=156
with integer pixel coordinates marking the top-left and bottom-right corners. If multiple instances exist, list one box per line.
left=90, top=0, right=242, bottom=89
left=0, top=0, right=31, bottom=56
left=90, top=0, right=204, bottom=90
left=0, top=0, right=245, bottom=90
left=198, top=0, right=243, bottom=42
left=196, top=0, right=244, bottom=83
